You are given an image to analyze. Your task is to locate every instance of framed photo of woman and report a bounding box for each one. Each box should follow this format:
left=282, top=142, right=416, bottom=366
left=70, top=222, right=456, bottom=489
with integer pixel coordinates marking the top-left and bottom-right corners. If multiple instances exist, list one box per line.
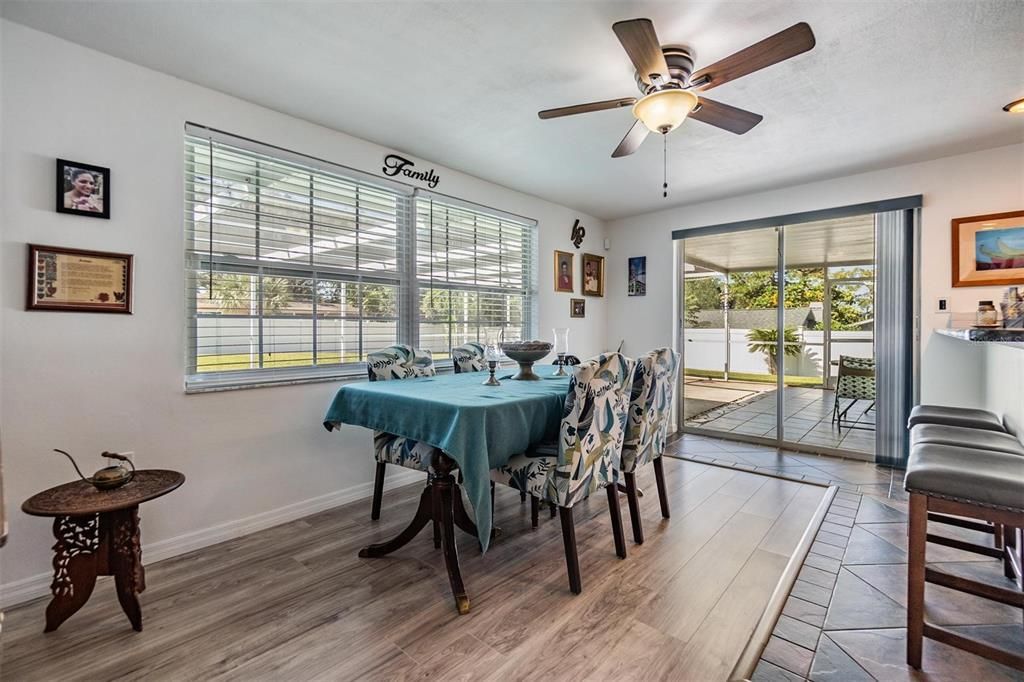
left=582, top=253, right=605, bottom=297
left=554, top=250, right=574, bottom=292
left=56, top=159, right=110, bottom=219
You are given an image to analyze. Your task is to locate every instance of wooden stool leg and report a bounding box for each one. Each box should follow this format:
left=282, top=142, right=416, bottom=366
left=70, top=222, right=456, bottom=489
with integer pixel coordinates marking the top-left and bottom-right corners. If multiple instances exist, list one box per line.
left=370, top=462, right=386, bottom=520
left=907, top=493, right=927, bottom=669
left=531, top=496, right=539, bottom=528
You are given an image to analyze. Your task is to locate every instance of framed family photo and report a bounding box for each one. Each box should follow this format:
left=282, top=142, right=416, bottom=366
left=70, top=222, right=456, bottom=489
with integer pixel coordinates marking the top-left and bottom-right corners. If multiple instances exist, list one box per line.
left=952, top=210, right=1024, bottom=287
left=27, top=244, right=132, bottom=313
left=554, top=250, right=574, bottom=292
left=56, top=159, right=110, bottom=219
left=582, top=253, right=604, bottom=297
left=570, top=298, right=585, bottom=318
left=628, top=256, right=647, bottom=296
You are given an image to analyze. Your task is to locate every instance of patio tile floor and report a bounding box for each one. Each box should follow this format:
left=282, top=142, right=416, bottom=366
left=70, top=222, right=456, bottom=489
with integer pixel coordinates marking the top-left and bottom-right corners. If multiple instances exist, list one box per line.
left=685, top=384, right=875, bottom=455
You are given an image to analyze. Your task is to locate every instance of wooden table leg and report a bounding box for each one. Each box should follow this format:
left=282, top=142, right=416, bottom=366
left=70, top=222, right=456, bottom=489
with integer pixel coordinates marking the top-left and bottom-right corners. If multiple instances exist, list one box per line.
left=109, top=507, right=145, bottom=632
left=433, top=453, right=470, bottom=615
left=359, top=483, right=433, bottom=558
left=44, top=515, right=100, bottom=633
left=357, top=453, right=472, bottom=614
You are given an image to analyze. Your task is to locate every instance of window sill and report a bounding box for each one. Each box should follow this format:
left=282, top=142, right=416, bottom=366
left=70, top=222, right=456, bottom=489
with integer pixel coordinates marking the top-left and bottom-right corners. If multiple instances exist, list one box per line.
left=184, top=360, right=525, bottom=394
left=185, top=367, right=369, bottom=394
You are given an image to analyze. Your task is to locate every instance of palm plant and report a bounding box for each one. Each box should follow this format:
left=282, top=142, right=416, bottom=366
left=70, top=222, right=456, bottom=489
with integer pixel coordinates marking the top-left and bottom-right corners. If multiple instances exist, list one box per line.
left=746, top=327, right=802, bottom=375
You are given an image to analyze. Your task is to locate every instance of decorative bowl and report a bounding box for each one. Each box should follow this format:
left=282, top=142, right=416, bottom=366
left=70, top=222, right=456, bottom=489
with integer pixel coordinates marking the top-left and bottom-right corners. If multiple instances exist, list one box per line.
left=500, top=341, right=553, bottom=381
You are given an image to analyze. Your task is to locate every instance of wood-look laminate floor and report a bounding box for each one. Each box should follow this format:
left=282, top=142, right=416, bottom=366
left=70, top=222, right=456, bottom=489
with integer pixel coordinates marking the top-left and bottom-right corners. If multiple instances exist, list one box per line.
left=1, top=457, right=826, bottom=681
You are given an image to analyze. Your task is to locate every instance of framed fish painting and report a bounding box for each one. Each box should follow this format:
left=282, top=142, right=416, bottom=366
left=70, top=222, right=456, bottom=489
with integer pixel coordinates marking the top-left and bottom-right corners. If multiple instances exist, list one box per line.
left=952, top=210, right=1024, bottom=287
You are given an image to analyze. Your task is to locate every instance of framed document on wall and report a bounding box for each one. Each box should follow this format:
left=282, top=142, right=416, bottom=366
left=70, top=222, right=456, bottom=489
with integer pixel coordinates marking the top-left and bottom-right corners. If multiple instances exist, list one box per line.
left=27, top=244, right=133, bottom=313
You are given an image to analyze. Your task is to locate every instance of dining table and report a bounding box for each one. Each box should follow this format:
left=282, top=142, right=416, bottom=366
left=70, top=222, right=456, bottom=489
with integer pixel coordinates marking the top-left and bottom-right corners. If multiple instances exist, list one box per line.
left=323, top=363, right=571, bottom=613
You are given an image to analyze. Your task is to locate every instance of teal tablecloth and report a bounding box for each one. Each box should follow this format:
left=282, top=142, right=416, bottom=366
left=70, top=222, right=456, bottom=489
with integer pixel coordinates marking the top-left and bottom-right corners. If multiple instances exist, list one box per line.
left=323, top=365, right=571, bottom=550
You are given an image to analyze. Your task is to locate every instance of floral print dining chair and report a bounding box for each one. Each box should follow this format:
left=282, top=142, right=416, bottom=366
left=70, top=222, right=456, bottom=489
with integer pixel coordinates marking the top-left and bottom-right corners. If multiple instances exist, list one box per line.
left=619, top=347, right=680, bottom=544
left=490, top=351, right=635, bottom=594
left=451, top=342, right=486, bottom=374
left=365, top=344, right=442, bottom=521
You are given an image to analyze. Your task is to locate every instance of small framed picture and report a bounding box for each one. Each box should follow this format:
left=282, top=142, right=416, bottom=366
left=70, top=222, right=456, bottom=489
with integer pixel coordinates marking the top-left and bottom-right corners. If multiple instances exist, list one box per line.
left=27, top=244, right=132, bottom=313
left=56, top=159, right=110, bottom=219
left=554, top=250, right=574, bottom=293
left=570, top=298, right=585, bottom=318
left=582, top=253, right=605, bottom=297
left=952, top=210, right=1024, bottom=287
left=628, top=256, right=647, bottom=296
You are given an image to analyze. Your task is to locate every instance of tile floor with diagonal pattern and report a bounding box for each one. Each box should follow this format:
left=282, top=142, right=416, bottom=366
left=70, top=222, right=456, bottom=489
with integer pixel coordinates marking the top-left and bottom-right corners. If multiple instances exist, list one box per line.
left=664, top=434, right=1024, bottom=682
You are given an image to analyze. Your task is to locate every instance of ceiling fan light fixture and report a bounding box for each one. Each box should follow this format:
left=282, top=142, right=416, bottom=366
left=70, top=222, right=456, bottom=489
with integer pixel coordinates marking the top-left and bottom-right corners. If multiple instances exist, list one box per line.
left=632, top=89, right=699, bottom=134
left=1004, top=97, right=1024, bottom=113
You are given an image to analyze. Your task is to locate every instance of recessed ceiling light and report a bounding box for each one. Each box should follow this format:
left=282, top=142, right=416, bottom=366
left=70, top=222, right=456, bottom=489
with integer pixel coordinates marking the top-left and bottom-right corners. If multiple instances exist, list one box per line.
left=1003, top=97, right=1024, bottom=113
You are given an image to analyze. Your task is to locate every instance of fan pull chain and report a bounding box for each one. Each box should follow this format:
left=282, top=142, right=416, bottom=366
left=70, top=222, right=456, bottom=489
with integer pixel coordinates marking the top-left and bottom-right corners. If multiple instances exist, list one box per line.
left=662, top=135, right=668, bottom=198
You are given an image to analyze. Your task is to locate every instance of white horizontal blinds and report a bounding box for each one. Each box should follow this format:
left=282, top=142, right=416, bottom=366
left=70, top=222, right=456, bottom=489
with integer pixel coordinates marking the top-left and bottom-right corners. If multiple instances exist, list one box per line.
left=185, top=134, right=409, bottom=379
left=415, top=197, right=536, bottom=359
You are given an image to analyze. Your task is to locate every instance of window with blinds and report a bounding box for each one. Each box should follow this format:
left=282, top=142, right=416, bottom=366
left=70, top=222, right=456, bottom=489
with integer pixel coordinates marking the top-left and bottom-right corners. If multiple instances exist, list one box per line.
left=184, top=126, right=536, bottom=390
left=415, top=198, right=536, bottom=358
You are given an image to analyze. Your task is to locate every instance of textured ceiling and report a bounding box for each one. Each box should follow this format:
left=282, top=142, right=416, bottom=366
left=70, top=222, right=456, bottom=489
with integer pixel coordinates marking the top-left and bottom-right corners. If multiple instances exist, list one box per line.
left=3, top=1, right=1022, bottom=220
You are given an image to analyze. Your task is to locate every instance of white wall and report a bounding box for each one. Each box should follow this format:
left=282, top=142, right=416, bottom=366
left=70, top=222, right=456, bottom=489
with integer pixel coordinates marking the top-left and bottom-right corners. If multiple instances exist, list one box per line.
left=984, top=344, right=1024, bottom=439
left=0, top=21, right=607, bottom=600
left=606, top=143, right=1024, bottom=410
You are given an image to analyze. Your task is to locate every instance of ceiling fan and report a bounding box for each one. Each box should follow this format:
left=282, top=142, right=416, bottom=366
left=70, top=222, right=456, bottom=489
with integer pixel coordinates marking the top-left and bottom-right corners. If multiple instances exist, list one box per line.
left=538, top=19, right=816, bottom=158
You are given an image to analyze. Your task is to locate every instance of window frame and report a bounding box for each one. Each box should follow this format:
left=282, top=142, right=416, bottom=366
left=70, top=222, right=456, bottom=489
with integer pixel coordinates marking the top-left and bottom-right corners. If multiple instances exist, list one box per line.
left=184, top=124, right=537, bottom=393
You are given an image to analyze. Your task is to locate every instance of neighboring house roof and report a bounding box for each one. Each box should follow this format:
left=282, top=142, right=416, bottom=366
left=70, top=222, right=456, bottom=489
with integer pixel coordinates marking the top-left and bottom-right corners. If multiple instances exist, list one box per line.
left=693, top=307, right=818, bottom=329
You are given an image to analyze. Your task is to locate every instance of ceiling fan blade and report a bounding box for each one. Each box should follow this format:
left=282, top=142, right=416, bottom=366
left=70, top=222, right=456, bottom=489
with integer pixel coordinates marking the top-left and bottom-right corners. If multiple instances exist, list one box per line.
left=538, top=97, right=636, bottom=120
left=689, top=97, right=763, bottom=134
left=612, top=120, right=650, bottom=158
left=612, top=18, right=670, bottom=86
left=690, top=22, right=815, bottom=92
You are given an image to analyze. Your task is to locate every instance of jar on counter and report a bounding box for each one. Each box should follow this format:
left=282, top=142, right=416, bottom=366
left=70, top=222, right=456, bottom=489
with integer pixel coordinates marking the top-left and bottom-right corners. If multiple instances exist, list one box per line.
left=976, top=300, right=998, bottom=327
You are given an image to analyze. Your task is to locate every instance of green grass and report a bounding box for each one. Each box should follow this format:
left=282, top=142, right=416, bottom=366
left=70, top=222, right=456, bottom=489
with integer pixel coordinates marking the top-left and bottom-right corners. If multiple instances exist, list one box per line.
left=684, top=367, right=823, bottom=387
left=197, top=351, right=359, bottom=372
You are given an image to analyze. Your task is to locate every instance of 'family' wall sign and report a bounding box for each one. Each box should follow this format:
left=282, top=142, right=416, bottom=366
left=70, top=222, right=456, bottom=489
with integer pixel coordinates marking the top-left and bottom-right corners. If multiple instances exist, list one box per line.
left=382, top=153, right=440, bottom=189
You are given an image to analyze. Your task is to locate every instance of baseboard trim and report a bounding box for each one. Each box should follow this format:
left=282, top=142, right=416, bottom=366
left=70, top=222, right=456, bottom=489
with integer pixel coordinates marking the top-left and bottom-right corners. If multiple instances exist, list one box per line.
left=0, top=468, right=425, bottom=609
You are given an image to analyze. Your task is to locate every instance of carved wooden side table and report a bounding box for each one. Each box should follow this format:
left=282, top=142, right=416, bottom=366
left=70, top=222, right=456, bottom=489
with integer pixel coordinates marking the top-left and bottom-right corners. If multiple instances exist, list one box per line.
left=22, top=469, right=184, bottom=633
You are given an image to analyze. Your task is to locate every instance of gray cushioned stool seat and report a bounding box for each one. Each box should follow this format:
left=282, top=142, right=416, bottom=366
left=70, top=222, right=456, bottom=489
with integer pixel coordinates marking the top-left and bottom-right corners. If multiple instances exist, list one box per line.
left=905, top=443, right=1024, bottom=511
left=910, top=423, right=1024, bottom=456
left=907, top=404, right=1005, bottom=432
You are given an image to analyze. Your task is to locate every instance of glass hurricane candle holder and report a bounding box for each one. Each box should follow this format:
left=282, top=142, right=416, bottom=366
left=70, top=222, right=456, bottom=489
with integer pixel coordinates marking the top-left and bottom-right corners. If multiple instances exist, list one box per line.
left=553, top=327, right=570, bottom=376
left=483, top=333, right=502, bottom=386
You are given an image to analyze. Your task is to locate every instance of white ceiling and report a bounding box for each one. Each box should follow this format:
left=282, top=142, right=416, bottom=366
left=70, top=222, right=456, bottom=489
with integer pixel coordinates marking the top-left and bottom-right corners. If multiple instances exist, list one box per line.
left=3, top=1, right=1022, bottom=220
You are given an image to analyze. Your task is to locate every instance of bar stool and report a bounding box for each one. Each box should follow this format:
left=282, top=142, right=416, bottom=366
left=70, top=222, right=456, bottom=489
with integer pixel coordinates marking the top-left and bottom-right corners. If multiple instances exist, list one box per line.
left=908, top=415, right=1023, bottom=576
left=908, top=404, right=1006, bottom=431
left=904, top=443, right=1024, bottom=672
left=911, top=423, right=1024, bottom=456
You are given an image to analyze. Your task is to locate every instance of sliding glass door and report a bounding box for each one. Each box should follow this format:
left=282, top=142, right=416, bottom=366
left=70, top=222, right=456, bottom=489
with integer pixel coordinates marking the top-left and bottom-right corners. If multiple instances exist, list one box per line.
left=679, top=214, right=880, bottom=458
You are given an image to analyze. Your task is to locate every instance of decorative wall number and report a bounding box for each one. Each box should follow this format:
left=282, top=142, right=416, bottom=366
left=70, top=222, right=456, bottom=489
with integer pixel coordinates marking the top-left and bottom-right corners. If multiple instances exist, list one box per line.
left=570, top=218, right=586, bottom=249
left=382, top=153, right=440, bottom=189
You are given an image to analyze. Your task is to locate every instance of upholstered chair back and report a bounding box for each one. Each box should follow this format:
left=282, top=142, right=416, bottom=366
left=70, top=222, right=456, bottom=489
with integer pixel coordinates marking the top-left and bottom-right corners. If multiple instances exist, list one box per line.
left=621, top=348, right=680, bottom=473
left=547, top=352, right=635, bottom=507
left=366, top=344, right=436, bottom=382
left=451, top=342, right=486, bottom=374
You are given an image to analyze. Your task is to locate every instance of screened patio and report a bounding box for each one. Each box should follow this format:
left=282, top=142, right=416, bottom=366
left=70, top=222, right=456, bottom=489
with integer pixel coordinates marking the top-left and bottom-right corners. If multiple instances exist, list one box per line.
left=680, top=215, right=876, bottom=456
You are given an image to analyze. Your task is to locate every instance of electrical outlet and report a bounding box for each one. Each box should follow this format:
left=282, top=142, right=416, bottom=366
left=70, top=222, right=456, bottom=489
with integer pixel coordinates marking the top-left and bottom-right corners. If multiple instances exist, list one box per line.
left=936, top=297, right=948, bottom=313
